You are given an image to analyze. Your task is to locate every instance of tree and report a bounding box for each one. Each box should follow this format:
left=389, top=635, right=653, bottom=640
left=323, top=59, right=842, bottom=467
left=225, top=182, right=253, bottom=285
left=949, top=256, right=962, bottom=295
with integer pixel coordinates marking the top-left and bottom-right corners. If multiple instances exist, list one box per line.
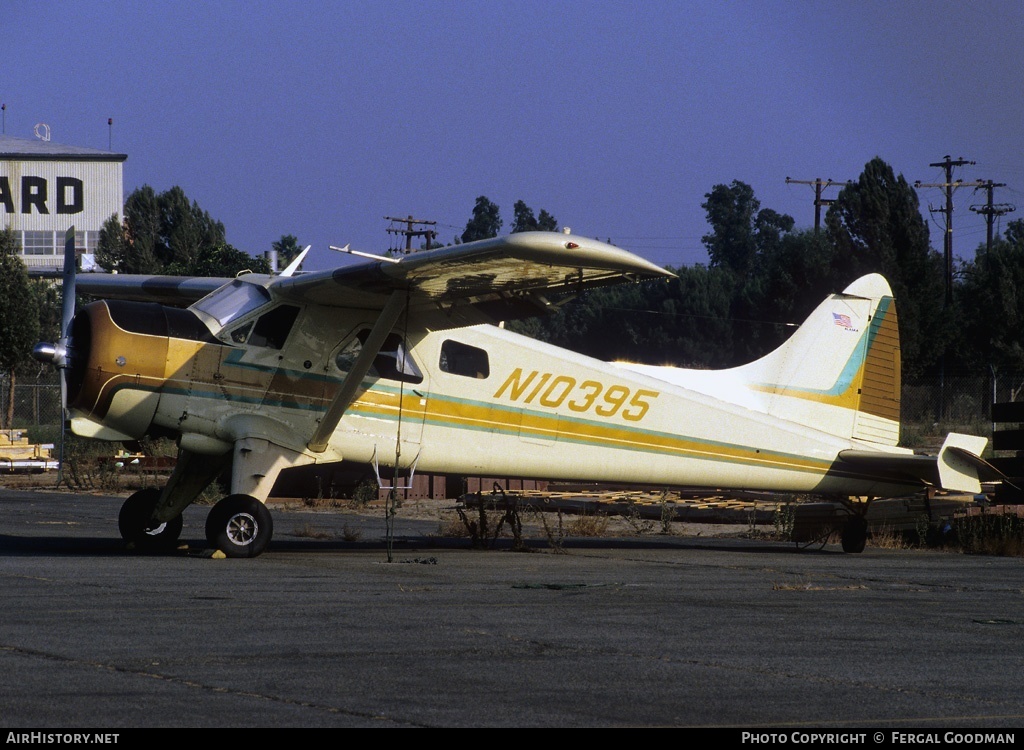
left=159, top=185, right=225, bottom=272
left=955, top=219, right=1024, bottom=370
left=511, top=200, right=558, bottom=233
left=699, top=181, right=797, bottom=362
left=97, top=185, right=267, bottom=276
left=96, top=214, right=136, bottom=273
left=166, top=241, right=269, bottom=277
left=825, top=157, right=945, bottom=374
left=272, top=234, right=303, bottom=270
left=0, top=228, right=40, bottom=427
left=460, top=196, right=503, bottom=243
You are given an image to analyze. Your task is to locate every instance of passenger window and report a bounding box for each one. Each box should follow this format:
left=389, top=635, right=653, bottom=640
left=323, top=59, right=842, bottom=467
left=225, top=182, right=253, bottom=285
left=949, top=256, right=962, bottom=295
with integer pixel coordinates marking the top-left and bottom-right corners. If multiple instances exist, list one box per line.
left=335, top=330, right=423, bottom=384
left=439, top=340, right=489, bottom=379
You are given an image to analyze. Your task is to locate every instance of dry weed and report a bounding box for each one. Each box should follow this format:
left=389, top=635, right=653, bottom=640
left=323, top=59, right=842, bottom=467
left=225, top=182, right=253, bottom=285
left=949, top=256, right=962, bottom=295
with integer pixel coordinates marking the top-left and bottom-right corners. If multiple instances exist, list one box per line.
left=292, top=523, right=334, bottom=540
left=567, top=513, right=610, bottom=537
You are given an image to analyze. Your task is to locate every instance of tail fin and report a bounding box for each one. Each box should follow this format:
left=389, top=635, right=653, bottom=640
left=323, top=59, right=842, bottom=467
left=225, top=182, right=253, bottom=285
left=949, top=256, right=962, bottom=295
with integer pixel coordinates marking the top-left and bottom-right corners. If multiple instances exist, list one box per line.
left=616, top=274, right=901, bottom=446
left=733, top=274, right=901, bottom=446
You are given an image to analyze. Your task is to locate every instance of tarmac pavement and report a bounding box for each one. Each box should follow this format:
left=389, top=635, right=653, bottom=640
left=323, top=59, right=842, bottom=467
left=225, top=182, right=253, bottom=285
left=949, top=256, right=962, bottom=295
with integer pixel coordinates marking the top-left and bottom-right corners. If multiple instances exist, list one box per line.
left=2, top=489, right=1024, bottom=729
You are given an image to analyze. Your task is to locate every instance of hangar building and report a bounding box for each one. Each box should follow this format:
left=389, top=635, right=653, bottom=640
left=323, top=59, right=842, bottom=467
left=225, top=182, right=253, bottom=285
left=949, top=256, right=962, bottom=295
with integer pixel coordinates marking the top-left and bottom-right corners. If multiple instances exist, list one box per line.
left=0, top=133, right=126, bottom=270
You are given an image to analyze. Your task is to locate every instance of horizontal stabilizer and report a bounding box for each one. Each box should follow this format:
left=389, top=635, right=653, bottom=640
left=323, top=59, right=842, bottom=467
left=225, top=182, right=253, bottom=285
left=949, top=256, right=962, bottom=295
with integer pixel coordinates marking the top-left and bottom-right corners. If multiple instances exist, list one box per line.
left=938, top=433, right=994, bottom=495
left=836, top=433, right=1000, bottom=495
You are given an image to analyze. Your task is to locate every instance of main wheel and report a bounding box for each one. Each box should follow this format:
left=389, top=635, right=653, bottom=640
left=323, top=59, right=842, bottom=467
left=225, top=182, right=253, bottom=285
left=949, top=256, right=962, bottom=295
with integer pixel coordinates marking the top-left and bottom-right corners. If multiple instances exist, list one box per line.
left=841, top=516, right=868, bottom=553
left=118, top=488, right=183, bottom=551
left=205, top=494, right=273, bottom=558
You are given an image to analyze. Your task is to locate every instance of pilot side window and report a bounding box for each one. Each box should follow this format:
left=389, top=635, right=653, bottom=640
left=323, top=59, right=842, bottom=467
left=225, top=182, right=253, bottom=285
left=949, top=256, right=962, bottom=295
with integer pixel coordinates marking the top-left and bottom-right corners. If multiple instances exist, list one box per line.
left=229, top=305, right=300, bottom=350
left=439, top=340, right=489, bottom=379
left=335, top=330, right=423, bottom=384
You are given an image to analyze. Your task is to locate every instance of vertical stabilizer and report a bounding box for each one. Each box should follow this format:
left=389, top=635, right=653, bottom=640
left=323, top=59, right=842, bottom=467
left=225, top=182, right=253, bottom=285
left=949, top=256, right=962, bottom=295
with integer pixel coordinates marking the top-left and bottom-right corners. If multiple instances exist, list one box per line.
left=736, top=274, right=901, bottom=446
left=616, top=274, right=902, bottom=446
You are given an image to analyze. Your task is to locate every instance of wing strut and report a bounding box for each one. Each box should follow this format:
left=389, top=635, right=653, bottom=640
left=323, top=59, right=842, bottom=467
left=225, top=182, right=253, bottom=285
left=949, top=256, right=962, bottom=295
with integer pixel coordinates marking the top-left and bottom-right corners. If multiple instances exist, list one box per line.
left=307, top=290, right=407, bottom=453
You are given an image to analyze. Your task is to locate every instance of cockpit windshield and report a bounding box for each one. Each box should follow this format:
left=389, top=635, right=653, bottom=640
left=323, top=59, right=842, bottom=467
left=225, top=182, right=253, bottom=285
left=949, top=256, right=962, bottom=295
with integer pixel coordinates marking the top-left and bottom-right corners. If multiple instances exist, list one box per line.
left=191, top=280, right=272, bottom=328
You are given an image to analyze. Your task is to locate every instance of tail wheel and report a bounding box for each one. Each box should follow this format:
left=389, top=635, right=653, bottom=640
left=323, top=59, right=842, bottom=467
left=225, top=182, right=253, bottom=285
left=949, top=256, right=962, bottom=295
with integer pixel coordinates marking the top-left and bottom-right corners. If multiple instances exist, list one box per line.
left=118, top=488, right=183, bottom=551
left=841, top=516, right=868, bottom=553
left=205, top=494, right=273, bottom=558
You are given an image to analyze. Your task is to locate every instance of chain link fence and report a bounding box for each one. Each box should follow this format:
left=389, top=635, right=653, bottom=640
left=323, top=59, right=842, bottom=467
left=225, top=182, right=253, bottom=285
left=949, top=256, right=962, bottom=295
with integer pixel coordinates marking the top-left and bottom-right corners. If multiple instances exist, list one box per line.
left=0, top=371, right=63, bottom=432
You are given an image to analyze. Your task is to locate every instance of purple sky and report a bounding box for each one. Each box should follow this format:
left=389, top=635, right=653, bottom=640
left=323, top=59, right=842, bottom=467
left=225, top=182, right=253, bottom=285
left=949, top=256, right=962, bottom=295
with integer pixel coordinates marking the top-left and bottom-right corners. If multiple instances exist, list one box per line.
left=5, top=1, right=1023, bottom=273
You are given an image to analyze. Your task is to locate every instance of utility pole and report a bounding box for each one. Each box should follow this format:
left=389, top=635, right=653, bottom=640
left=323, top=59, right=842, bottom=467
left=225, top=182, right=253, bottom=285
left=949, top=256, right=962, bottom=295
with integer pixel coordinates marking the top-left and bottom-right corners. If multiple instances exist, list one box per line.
left=384, top=215, right=437, bottom=255
left=969, top=180, right=1015, bottom=254
left=785, top=177, right=851, bottom=233
left=914, top=156, right=983, bottom=307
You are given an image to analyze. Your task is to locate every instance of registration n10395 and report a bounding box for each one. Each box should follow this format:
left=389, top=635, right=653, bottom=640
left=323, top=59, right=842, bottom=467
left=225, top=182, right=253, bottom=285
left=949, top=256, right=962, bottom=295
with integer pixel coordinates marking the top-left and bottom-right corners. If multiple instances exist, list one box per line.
left=493, top=368, right=658, bottom=422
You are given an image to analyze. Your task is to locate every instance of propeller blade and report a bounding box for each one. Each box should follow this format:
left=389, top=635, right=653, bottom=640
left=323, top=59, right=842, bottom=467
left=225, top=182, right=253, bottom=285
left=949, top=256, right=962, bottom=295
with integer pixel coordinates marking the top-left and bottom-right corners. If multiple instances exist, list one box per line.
left=57, top=227, right=76, bottom=486
left=29, top=227, right=78, bottom=485
left=59, top=226, right=76, bottom=342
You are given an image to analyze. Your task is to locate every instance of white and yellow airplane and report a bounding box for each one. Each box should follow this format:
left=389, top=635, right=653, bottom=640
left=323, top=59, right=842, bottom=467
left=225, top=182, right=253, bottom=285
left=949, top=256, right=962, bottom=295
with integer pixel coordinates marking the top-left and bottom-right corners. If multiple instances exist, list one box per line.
left=34, top=227, right=1000, bottom=557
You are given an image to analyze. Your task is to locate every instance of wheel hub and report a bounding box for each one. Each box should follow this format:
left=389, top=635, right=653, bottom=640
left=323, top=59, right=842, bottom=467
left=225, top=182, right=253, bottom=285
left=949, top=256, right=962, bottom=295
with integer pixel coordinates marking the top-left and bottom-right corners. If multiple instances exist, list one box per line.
left=226, top=513, right=259, bottom=546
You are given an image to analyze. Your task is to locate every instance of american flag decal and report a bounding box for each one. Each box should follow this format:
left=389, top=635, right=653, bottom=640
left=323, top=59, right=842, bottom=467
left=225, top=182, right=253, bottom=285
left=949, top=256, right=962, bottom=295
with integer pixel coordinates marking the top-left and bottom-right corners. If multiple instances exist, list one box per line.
left=832, top=312, right=853, bottom=328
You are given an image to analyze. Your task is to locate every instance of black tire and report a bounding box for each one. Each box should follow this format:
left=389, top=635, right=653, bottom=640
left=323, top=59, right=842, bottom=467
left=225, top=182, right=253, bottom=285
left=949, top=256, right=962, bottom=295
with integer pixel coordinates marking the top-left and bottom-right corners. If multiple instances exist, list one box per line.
left=205, top=494, right=273, bottom=558
left=841, top=516, right=868, bottom=554
left=118, top=488, right=183, bottom=551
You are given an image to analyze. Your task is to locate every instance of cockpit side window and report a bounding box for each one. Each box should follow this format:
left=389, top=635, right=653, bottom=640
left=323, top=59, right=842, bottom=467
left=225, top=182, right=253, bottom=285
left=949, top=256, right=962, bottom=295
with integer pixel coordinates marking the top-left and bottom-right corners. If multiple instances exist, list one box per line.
left=229, top=305, right=300, bottom=349
left=335, top=330, right=423, bottom=384
left=439, top=340, right=489, bottom=379
left=247, top=305, right=300, bottom=349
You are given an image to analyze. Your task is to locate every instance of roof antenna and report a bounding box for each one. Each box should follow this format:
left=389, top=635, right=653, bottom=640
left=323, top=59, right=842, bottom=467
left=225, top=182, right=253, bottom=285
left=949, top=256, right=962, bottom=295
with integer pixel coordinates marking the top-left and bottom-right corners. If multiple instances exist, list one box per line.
left=34, top=123, right=50, bottom=142
left=108, top=118, right=112, bottom=150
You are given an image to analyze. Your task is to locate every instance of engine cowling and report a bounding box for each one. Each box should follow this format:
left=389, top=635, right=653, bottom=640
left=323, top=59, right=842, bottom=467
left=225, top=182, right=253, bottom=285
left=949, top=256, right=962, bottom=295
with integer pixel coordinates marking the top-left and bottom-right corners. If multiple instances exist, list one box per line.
left=61, top=300, right=217, bottom=440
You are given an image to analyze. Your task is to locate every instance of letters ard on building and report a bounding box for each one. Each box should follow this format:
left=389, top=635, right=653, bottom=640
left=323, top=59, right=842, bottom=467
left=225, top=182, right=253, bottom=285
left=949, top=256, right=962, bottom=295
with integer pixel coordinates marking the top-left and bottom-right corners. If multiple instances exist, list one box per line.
left=0, top=133, right=125, bottom=269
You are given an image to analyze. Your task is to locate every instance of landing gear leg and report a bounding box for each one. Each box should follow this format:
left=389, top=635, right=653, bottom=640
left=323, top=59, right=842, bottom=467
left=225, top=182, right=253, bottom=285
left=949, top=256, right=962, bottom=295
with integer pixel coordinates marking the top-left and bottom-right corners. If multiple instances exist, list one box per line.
left=118, top=488, right=183, bottom=551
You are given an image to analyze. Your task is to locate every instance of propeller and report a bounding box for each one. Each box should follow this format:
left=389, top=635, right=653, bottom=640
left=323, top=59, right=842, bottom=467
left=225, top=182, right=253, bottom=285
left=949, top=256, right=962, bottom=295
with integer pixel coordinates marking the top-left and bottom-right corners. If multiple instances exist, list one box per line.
left=31, top=226, right=77, bottom=483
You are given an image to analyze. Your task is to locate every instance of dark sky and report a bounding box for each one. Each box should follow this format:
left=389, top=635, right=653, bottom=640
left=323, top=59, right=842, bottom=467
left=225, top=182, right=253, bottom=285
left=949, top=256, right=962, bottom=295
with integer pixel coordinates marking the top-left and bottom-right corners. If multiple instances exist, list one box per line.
left=5, top=1, right=1023, bottom=272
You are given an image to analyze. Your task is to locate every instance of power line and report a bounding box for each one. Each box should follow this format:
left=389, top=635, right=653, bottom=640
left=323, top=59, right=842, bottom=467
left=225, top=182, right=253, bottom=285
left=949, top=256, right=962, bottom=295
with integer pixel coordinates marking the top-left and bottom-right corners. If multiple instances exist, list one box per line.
left=969, top=180, right=1016, bottom=254
left=785, top=177, right=852, bottom=233
left=384, top=215, right=437, bottom=254
left=914, top=156, right=984, bottom=307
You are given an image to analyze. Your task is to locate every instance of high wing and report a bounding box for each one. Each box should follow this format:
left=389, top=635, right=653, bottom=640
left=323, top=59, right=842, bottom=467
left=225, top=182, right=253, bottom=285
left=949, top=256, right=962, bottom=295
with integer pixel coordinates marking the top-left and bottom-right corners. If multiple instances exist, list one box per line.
left=274, top=231, right=672, bottom=327
left=72, top=232, right=674, bottom=327
left=74, top=273, right=231, bottom=305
